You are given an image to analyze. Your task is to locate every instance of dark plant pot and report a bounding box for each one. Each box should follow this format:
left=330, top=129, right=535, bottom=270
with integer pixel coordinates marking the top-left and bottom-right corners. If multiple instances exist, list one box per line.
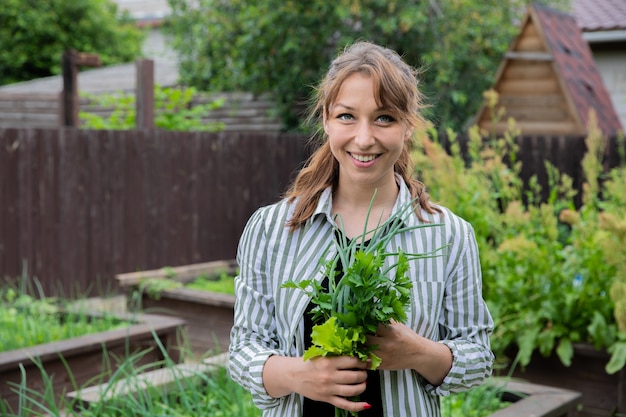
left=501, top=343, right=625, bottom=417
left=117, top=260, right=237, bottom=358
left=0, top=312, right=186, bottom=414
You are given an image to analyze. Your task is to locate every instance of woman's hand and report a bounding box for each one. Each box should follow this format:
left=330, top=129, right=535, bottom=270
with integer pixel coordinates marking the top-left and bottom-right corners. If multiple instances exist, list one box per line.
left=366, top=321, right=453, bottom=386
left=263, top=355, right=372, bottom=413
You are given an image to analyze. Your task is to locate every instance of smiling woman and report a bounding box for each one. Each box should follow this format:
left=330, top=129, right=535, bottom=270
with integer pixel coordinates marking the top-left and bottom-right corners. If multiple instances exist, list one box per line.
left=228, top=41, right=494, bottom=417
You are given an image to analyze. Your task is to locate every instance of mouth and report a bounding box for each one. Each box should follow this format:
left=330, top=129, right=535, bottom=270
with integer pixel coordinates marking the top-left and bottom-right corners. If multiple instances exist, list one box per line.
left=349, top=152, right=379, bottom=163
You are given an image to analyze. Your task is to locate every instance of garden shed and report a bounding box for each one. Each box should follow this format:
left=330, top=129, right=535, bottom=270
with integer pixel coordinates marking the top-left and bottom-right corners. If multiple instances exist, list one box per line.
left=475, top=3, right=623, bottom=136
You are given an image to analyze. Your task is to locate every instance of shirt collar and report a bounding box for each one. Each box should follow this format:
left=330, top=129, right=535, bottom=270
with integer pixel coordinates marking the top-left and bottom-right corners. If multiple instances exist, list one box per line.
left=308, top=174, right=419, bottom=227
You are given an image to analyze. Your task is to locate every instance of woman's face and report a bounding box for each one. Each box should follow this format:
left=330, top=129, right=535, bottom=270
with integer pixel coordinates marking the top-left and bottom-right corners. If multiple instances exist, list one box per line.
left=324, top=72, right=412, bottom=191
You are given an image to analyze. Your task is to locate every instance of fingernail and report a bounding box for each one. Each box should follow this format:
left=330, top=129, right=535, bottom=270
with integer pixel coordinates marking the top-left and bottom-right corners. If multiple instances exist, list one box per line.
left=363, top=403, right=372, bottom=410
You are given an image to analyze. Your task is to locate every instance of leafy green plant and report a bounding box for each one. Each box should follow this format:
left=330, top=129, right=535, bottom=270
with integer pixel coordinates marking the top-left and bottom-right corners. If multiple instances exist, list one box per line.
left=441, top=379, right=510, bottom=417
left=80, top=86, right=225, bottom=131
left=283, top=197, right=444, bottom=416
left=413, top=104, right=626, bottom=374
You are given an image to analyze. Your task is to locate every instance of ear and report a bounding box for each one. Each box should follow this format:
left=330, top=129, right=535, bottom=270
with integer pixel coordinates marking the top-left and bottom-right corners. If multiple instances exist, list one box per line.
left=404, top=127, right=414, bottom=141
left=323, top=115, right=329, bottom=135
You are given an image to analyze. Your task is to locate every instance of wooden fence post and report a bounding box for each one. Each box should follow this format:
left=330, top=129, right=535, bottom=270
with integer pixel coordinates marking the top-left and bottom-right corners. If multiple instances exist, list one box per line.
left=60, top=49, right=101, bottom=127
left=136, top=58, right=155, bottom=129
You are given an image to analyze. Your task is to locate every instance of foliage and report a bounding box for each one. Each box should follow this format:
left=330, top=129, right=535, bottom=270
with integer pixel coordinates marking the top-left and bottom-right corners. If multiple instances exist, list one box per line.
left=413, top=100, right=626, bottom=374
left=80, top=86, right=225, bottom=131
left=164, top=0, right=569, bottom=131
left=0, top=0, right=144, bottom=85
left=441, top=379, right=510, bottom=417
left=75, top=365, right=260, bottom=417
left=3, top=342, right=260, bottom=417
left=185, top=273, right=236, bottom=295
left=0, top=287, right=127, bottom=353
left=139, top=270, right=236, bottom=300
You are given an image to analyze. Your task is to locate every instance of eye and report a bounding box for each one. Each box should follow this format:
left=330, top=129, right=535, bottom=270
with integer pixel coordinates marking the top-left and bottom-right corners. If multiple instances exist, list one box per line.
left=376, top=114, right=396, bottom=123
left=337, top=113, right=354, bottom=121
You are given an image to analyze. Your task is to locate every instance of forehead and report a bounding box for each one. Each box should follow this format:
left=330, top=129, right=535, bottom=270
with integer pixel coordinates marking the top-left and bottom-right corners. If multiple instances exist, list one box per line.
left=331, top=73, right=383, bottom=108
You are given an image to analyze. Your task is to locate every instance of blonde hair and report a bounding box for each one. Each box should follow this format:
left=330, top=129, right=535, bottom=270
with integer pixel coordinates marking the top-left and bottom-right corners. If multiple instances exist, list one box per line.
left=285, top=41, right=440, bottom=230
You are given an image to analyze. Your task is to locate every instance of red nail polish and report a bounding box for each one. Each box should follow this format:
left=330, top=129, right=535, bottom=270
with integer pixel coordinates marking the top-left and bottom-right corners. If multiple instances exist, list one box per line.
left=363, top=403, right=372, bottom=410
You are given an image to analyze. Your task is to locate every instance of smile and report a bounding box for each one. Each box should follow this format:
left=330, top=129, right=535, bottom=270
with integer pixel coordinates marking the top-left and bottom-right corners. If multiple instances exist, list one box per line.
left=349, top=153, right=379, bottom=163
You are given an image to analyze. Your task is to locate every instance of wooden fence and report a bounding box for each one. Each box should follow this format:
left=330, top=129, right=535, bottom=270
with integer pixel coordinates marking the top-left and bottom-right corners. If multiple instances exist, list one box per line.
left=0, top=128, right=623, bottom=298
left=0, top=128, right=310, bottom=297
left=0, top=92, right=283, bottom=132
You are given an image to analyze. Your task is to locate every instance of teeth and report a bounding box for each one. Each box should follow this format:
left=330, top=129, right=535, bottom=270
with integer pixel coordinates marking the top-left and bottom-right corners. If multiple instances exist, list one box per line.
left=351, top=153, right=377, bottom=162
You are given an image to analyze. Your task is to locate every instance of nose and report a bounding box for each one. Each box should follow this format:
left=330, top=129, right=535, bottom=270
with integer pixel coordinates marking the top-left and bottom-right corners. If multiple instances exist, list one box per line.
left=353, top=121, right=375, bottom=148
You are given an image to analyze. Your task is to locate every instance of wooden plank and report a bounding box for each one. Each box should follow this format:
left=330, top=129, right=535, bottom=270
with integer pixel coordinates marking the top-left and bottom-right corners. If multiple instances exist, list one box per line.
left=499, top=78, right=560, bottom=94
left=489, top=378, right=581, bottom=417
left=516, top=35, right=545, bottom=52
left=116, top=259, right=237, bottom=287
left=481, top=120, right=582, bottom=135
left=501, top=61, right=553, bottom=80
left=505, top=107, right=571, bottom=122
left=498, top=94, right=565, bottom=107
left=0, top=129, right=21, bottom=280
left=505, top=51, right=553, bottom=61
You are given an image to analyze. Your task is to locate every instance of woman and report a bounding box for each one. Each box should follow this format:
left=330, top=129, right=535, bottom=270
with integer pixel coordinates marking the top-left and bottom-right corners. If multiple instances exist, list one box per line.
left=229, top=41, right=494, bottom=416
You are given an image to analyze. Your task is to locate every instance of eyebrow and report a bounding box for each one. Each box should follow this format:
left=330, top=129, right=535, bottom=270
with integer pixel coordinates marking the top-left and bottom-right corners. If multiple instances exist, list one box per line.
left=333, top=102, right=388, bottom=112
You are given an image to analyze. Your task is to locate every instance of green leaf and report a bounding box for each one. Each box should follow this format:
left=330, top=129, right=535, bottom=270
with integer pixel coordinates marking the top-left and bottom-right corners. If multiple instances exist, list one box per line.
left=516, top=326, right=540, bottom=367
left=555, top=338, right=573, bottom=367
left=606, top=341, right=626, bottom=375
left=587, top=311, right=615, bottom=348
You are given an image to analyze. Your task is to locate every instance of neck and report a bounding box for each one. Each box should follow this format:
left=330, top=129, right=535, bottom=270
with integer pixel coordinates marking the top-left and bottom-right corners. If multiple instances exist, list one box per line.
left=333, top=175, right=399, bottom=211
left=331, top=176, right=399, bottom=239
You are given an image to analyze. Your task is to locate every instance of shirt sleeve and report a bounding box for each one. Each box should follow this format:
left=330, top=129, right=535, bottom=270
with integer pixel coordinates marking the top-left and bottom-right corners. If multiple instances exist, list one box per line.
left=426, top=218, right=495, bottom=396
left=228, top=206, right=284, bottom=409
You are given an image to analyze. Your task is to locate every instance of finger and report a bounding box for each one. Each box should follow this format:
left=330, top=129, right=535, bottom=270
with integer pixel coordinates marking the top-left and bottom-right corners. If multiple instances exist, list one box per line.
left=333, top=356, right=369, bottom=370
left=333, top=397, right=373, bottom=414
left=333, top=368, right=368, bottom=385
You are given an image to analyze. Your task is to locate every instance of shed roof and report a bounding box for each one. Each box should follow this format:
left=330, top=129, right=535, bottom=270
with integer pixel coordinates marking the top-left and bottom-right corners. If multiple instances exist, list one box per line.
left=475, top=2, right=622, bottom=136
left=573, top=0, right=626, bottom=32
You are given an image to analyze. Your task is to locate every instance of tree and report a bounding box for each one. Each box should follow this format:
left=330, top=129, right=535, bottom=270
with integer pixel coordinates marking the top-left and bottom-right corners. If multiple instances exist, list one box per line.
left=165, top=0, right=570, bottom=132
left=0, top=0, right=144, bottom=86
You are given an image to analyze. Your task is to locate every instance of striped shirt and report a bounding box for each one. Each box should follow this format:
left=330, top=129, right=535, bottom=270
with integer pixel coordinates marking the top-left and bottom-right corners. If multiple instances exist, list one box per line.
left=229, top=178, right=494, bottom=416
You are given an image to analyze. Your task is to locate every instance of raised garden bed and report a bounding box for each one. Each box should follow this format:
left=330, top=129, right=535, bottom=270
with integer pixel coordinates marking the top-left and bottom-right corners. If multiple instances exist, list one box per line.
left=65, top=362, right=580, bottom=417
left=116, top=259, right=237, bottom=358
left=0, top=311, right=186, bottom=414
left=504, top=343, right=624, bottom=417
left=488, top=379, right=581, bottom=417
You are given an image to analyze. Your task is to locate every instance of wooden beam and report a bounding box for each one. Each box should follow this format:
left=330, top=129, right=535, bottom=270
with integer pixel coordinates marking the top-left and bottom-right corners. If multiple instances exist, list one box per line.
left=116, top=259, right=238, bottom=287
left=505, top=51, right=553, bottom=61
left=60, top=49, right=101, bottom=127
left=136, top=58, right=155, bottom=129
left=498, top=94, right=565, bottom=107
left=499, top=78, right=560, bottom=95
left=502, top=62, right=553, bottom=80
left=480, top=120, right=584, bottom=135
left=516, top=36, right=545, bottom=52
